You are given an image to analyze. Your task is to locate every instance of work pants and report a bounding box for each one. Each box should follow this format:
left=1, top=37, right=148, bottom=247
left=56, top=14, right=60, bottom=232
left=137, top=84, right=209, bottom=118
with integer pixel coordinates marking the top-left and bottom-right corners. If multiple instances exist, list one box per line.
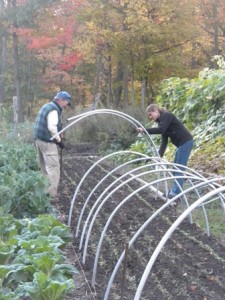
left=36, top=139, right=60, bottom=197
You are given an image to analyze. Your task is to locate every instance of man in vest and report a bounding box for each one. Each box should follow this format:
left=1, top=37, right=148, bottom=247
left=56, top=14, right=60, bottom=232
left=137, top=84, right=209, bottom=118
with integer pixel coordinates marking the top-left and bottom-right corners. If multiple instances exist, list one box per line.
left=34, top=91, right=72, bottom=202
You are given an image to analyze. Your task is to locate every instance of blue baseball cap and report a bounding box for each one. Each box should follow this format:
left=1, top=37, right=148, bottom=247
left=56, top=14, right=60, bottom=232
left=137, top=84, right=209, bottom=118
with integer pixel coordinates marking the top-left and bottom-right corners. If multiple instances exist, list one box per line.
left=54, top=91, right=72, bottom=106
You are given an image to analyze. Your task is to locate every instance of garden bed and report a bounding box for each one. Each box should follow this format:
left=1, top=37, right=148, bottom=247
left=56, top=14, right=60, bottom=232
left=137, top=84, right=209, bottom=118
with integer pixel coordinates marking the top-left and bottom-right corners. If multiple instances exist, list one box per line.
left=56, top=144, right=225, bottom=300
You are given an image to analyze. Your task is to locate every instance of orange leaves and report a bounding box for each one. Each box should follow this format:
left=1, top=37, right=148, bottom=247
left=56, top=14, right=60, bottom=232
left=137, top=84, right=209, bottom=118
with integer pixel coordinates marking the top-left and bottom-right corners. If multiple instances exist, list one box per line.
left=26, top=24, right=75, bottom=50
left=28, top=37, right=57, bottom=49
left=58, top=52, right=83, bottom=71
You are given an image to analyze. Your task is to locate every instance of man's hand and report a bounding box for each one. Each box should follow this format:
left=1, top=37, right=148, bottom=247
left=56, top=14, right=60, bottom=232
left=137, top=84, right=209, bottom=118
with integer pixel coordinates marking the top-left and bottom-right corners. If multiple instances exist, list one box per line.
left=57, top=140, right=65, bottom=149
left=54, top=139, right=65, bottom=149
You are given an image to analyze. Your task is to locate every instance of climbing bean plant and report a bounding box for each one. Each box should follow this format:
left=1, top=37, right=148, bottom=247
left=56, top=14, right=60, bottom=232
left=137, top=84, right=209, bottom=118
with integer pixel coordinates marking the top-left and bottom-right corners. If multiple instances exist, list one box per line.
left=156, top=56, right=225, bottom=148
left=127, top=56, right=225, bottom=174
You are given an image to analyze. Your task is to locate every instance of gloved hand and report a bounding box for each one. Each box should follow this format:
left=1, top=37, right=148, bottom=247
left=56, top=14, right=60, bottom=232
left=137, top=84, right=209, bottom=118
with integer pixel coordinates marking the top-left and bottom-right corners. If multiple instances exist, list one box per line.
left=57, top=140, right=65, bottom=149
left=54, top=140, right=65, bottom=149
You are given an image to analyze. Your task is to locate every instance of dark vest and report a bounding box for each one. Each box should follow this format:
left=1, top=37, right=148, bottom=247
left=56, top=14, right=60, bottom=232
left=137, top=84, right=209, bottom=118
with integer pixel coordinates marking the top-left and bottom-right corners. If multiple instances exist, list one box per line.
left=34, top=101, right=62, bottom=142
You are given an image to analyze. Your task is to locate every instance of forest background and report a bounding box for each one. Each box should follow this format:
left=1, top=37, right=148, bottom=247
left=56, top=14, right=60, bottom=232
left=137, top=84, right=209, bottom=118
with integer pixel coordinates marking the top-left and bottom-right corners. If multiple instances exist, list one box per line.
left=2, top=1, right=225, bottom=299
left=1, top=0, right=225, bottom=174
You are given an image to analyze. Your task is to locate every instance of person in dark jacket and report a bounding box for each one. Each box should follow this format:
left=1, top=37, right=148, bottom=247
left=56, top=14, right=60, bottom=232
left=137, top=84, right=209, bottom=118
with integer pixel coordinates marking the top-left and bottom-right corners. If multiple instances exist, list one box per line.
left=34, top=91, right=71, bottom=202
left=137, top=104, right=194, bottom=198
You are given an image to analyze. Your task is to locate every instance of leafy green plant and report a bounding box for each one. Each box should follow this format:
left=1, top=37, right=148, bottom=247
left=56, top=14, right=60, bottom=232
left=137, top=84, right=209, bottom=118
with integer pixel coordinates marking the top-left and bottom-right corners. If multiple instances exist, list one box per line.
left=153, top=55, right=225, bottom=174
left=16, top=271, right=75, bottom=300
left=156, top=56, right=225, bottom=131
left=0, top=214, right=22, bottom=242
left=0, top=214, right=77, bottom=299
left=0, top=141, right=50, bottom=217
left=0, top=170, right=50, bottom=217
left=22, top=214, right=73, bottom=242
left=0, top=245, right=16, bottom=265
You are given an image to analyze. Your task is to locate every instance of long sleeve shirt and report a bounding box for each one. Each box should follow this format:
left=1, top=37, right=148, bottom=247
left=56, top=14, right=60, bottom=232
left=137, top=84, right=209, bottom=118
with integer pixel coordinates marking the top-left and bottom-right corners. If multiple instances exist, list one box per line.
left=47, top=110, right=61, bottom=142
left=146, top=111, right=193, bottom=157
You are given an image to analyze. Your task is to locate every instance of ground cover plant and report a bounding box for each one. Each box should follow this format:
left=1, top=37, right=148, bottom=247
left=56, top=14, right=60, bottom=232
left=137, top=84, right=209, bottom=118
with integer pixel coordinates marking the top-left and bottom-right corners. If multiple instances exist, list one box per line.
left=0, top=140, right=50, bottom=217
left=0, top=214, right=77, bottom=300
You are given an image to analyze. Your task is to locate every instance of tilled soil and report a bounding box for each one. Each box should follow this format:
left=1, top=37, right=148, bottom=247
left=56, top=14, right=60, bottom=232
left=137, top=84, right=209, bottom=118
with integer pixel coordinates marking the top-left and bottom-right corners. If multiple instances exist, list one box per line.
left=56, top=144, right=225, bottom=300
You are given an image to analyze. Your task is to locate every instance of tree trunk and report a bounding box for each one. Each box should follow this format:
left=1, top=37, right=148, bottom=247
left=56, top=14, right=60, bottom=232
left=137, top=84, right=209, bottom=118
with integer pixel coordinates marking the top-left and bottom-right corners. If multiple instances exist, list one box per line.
left=106, top=55, right=113, bottom=108
left=141, top=78, right=146, bottom=110
left=0, top=35, right=7, bottom=104
left=222, top=29, right=225, bottom=54
left=130, top=65, right=135, bottom=110
left=123, top=64, right=128, bottom=111
left=12, top=30, right=23, bottom=122
left=114, top=61, right=123, bottom=109
left=26, top=51, right=33, bottom=118
left=92, top=48, right=102, bottom=110
left=13, top=96, right=19, bottom=129
left=212, top=0, right=219, bottom=68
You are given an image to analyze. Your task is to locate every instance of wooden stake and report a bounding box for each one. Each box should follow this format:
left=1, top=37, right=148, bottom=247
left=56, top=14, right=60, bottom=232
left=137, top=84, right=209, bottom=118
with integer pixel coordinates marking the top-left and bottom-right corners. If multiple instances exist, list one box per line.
left=121, top=242, right=129, bottom=300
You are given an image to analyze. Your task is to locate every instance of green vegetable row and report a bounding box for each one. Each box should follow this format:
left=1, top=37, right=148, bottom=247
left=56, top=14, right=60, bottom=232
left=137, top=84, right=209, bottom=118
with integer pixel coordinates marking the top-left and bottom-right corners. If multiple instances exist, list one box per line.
left=0, top=214, right=77, bottom=300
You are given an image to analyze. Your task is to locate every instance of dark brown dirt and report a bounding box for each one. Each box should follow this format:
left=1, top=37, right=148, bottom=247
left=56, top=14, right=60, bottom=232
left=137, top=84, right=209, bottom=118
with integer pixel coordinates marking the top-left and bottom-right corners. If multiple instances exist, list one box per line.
left=55, top=143, right=225, bottom=300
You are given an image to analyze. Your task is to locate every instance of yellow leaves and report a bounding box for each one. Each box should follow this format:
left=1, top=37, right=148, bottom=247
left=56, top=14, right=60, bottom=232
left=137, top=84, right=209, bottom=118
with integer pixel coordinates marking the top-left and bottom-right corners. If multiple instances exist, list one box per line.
left=119, top=0, right=130, bottom=7
left=85, top=21, right=97, bottom=31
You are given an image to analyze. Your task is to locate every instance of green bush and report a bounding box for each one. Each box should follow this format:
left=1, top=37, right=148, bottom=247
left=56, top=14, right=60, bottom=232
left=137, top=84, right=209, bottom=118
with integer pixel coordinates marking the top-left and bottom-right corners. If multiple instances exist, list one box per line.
left=0, top=141, right=50, bottom=218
